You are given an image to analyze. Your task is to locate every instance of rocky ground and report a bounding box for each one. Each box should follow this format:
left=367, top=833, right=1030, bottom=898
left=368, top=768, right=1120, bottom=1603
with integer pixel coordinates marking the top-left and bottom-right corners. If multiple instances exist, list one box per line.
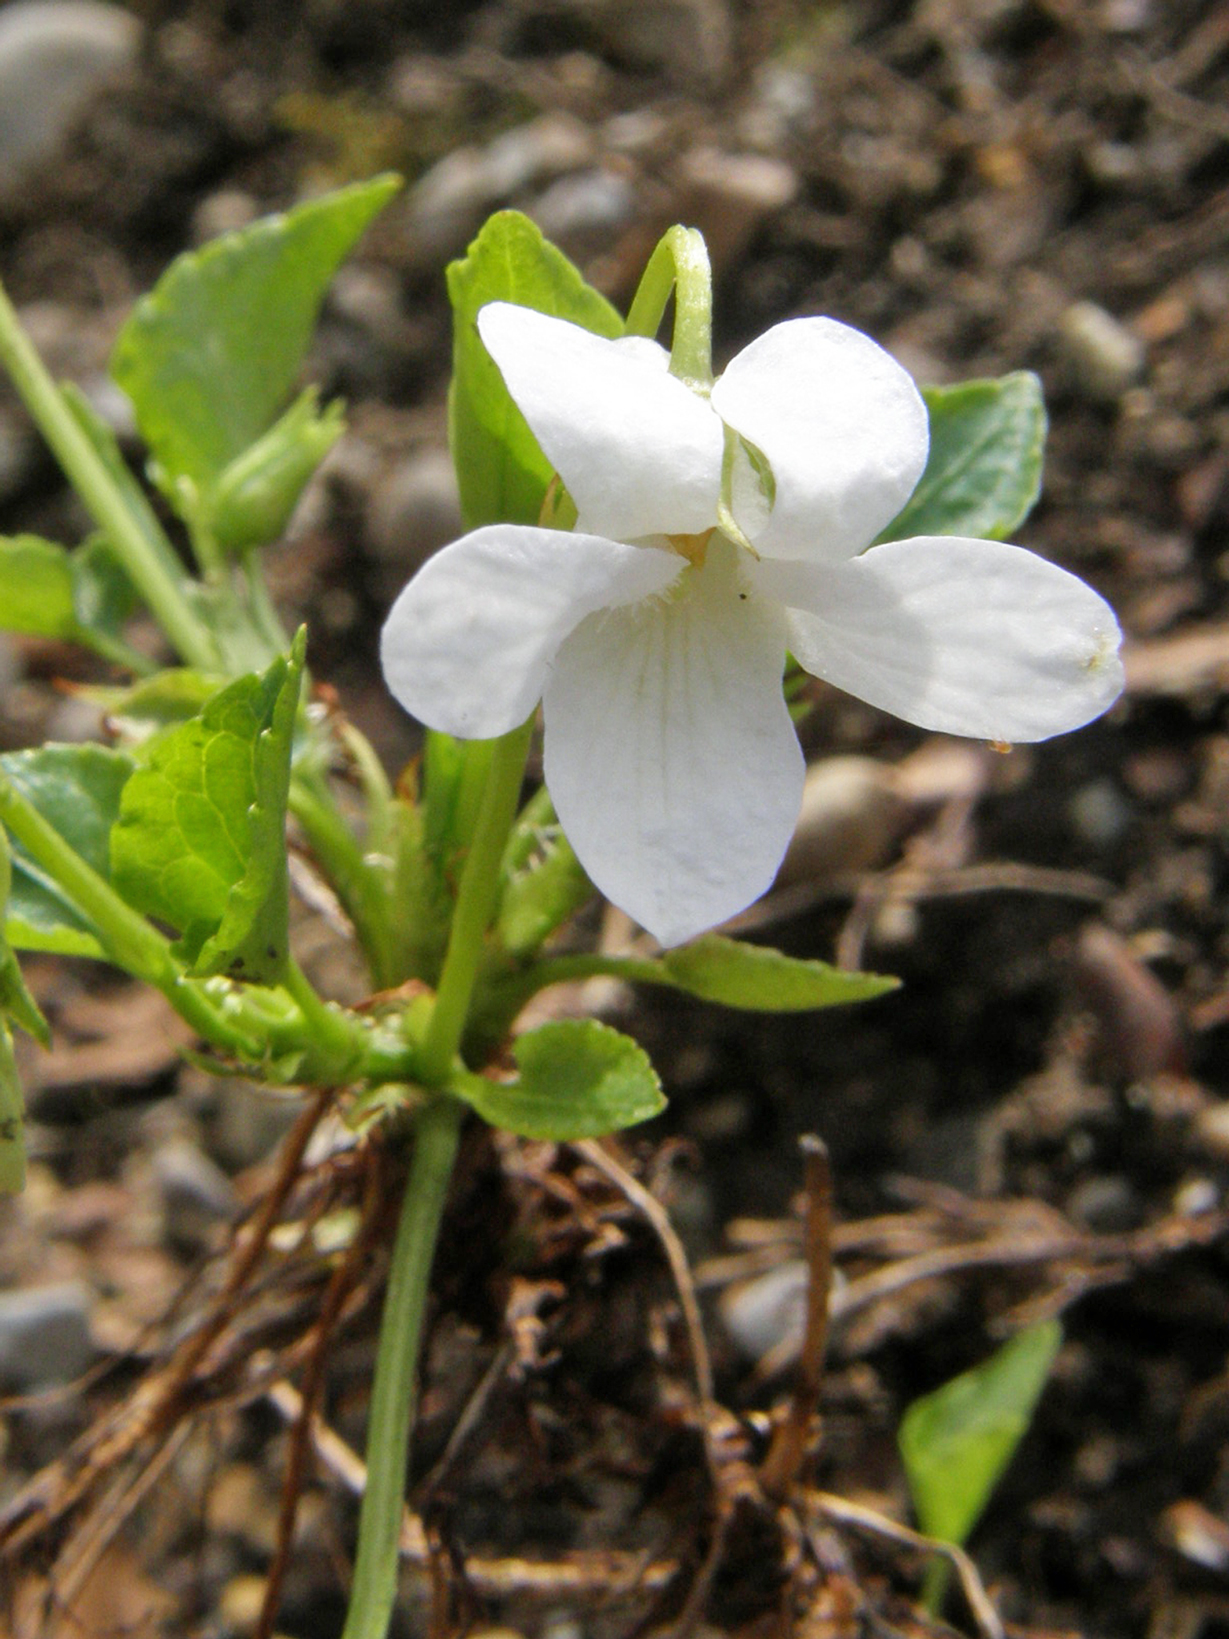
left=1, top=1, right=1229, bottom=1636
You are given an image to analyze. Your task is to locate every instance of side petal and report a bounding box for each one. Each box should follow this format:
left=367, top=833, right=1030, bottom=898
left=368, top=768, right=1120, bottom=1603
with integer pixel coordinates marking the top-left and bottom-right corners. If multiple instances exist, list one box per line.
left=711, top=317, right=929, bottom=564
left=542, top=538, right=804, bottom=946
left=478, top=303, right=724, bottom=541
left=380, top=526, right=682, bottom=738
left=753, top=536, right=1124, bottom=742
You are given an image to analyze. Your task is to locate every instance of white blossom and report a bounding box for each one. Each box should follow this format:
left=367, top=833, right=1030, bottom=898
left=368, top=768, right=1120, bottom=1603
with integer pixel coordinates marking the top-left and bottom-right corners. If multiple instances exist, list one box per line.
left=381, top=303, right=1123, bottom=946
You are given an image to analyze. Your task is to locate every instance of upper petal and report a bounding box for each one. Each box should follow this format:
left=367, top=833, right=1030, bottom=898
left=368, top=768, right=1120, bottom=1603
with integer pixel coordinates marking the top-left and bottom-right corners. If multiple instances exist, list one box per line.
left=711, top=317, right=929, bottom=564
left=542, top=537, right=804, bottom=946
left=380, top=525, right=682, bottom=738
left=478, top=303, right=724, bottom=540
left=752, top=536, right=1123, bottom=742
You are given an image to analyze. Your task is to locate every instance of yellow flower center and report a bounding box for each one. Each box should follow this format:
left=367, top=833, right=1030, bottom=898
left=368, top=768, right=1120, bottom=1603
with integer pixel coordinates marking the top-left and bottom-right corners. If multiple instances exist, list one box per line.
left=668, top=528, right=714, bottom=568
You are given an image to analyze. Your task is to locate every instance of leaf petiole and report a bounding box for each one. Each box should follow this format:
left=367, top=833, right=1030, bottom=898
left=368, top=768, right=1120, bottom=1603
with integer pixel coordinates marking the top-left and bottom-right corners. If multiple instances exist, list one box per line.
left=0, top=279, right=219, bottom=671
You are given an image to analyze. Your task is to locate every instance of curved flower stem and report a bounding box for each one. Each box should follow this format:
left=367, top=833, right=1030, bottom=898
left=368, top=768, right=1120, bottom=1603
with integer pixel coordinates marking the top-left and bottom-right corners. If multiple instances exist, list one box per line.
left=0, top=278, right=219, bottom=672
left=416, top=719, right=533, bottom=1087
left=623, top=225, right=713, bottom=390
left=340, top=1092, right=464, bottom=1639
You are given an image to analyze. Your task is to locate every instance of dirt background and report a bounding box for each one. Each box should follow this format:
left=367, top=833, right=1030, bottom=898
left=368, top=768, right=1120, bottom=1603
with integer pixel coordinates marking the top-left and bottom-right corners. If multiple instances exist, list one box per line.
left=1, top=1, right=1229, bottom=1636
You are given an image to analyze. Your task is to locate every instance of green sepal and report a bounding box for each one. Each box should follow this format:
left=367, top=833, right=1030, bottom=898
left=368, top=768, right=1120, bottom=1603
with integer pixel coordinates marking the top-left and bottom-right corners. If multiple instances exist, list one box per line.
left=899, top=1319, right=1062, bottom=1548
left=110, top=632, right=306, bottom=983
left=878, top=372, right=1046, bottom=545
left=110, top=175, right=400, bottom=513
left=446, top=210, right=622, bottom=530
left=1, top=745, right=135, bottom=957
left=452, top=1018, right=665, bottom=1140
left=211, top=387, right=345, bottom=554
left=497, top=799, right=593, bottom=958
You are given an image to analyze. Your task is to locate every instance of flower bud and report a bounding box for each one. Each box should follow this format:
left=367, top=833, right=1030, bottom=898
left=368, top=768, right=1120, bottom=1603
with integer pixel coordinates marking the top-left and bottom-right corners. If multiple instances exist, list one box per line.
left=211, top=388, right=345, bottom=553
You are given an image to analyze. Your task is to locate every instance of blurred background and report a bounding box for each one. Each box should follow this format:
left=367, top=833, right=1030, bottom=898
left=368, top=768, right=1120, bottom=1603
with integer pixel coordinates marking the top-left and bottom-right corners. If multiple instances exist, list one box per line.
left=1, top=2, right=1228, bottom=1635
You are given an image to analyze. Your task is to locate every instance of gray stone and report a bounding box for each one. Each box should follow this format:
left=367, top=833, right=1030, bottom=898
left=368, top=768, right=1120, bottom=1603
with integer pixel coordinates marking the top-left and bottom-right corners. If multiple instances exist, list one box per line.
left=585, top=0, right=732, bottom=86
left=367, top=446, right=462, bottom=597
left=675, top=147, right=798, bottom=272
left=530, top=168, right=636, bottom=254
left=0, top=1280, right=93, bottom=1389
left=719, top=1259, right=807, bottom=1363
left=190, top=187, right=260, bottom=247
left=154, top=1138, right=238, bottom=1252
left=775, top=757, right=908, bottom=889
left=1059, top=300, right=1146, bottom=403
left=0, top=2, right=141, bottom=184
left=407, top=114, right=594, bottom=262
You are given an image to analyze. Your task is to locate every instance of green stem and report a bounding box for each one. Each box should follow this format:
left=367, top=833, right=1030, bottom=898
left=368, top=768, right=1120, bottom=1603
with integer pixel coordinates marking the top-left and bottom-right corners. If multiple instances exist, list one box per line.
left=623, top=225, right=713, bottom=390
left=0, top=279, right=219, bottom=671
left=289, top=776, right=399, bottom=988
left=282, top=956, right=364, bottom=1080
left=920, top=1554, right=951, bottom=1618
left=341, top=1094, right=464, bottom=1639
left=416, top=721, right=532, bottom=1086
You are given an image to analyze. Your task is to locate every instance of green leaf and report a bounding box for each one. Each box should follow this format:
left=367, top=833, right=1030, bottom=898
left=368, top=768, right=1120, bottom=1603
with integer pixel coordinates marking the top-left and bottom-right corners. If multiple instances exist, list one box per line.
left=660, top=935, right=899, bottom=1011
left=1, top=745, right=135, bottom=957
left=110, top=633, right=306, bottom=982
left=878, top=373, right=1046, bottom=545
left=110, top=175, right=399, bottom=501
left=899, top=1320, right=1062, bottom=1548
left=446, top=210, right=623, bottom=529
left=0, top=536, right=78, bottom=638
left=0, top=532, right=144, bottom=665
left=454, top=1019, right=665, bottom=1140
left=72, top=534, right=140, bottom=643
left=0, top=1022, right=25, bottom=1194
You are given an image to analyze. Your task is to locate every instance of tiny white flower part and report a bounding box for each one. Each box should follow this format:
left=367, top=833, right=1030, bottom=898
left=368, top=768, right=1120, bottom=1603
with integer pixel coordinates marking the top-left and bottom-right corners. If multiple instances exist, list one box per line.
left=381, top=303, right=1124, bottom=945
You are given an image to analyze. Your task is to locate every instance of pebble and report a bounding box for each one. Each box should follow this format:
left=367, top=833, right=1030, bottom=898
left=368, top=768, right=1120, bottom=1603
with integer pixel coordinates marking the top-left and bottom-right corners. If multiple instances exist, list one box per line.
left=737, top=62, right=817, bottom=151
left=189, top=187, right=260, bottom=246
left=588, top=0, right=732, bottom=85
left=719, top=1258, right=807, bottom=1362
left=775, top=756, right=908, bottom=889
left=675, top=147, right=798, bottom=273
left=1058, top=300, right=1145, bottom=403
left=407, top=113, right=594, bottom=262
left=1068, top=777, right=1134, bottom=847
left=153, top=1138, right=238, bottom=1252
left=531, top=167, right=637, bottom=254
left=366, top=445, right=462, bottom=598
left=0, top=1279, right=93, bottom=1389
left=0, top=1, right=141, bottom=183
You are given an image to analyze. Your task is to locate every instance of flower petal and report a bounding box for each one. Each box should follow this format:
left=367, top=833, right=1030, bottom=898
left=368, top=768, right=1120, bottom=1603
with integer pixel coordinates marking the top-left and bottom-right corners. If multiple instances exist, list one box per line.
left=478, top=303, right=724, bottom=540
left=753, top=536, right=1124, bottom=742
left=711, top=317, right=929, bottom=564
left=381, top=526, right=682, bottom=738
left=542, top=537, right=804, bottom=945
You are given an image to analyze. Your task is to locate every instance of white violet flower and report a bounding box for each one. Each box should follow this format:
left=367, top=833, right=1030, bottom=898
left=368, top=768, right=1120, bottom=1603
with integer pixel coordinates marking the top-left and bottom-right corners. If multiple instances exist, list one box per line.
left=381, top=303, right=1124, bottom=946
